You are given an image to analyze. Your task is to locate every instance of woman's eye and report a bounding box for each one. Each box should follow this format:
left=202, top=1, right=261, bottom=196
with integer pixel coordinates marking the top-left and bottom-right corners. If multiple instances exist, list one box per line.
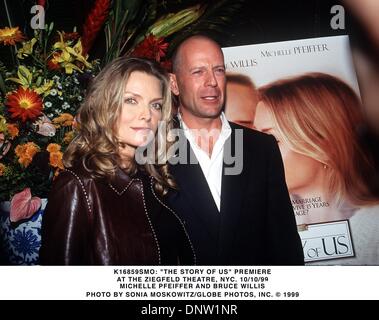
left=151, top=102, right=162, bottom=110
left=124, top=97, right=137, bottom=104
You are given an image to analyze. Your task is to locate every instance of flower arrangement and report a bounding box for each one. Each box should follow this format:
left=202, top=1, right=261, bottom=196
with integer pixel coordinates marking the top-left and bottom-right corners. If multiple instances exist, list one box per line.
left=0, top=0, right=243, bottom=221
left=0, top=24, right=97, bottom=219
left=0, top=0, right=243, bottom=265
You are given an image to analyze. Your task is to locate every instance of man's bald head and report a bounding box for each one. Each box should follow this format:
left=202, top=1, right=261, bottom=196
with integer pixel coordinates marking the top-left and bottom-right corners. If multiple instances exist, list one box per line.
left=169, top=34, right=226, bottom=126
left=172, top=35, right=224, bottom=73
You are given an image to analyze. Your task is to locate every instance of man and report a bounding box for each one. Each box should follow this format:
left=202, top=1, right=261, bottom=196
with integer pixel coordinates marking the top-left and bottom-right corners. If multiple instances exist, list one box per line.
left=168, top=35, right=303, bottom=265
left=224, top=73, right=258, bottom=129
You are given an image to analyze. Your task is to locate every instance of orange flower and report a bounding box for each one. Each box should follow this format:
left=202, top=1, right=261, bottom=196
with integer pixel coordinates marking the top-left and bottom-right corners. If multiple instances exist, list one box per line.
left=15, top=142, right=40, bottom=167
left=63, top=131, right=74, bottom=144
left=52, top=113, right=74, bottom=127
left=6, top=87, right=43, bottom=122
left=0, top=163, right=5, bottom=176
left=47, top=144, right=64, bottom=169
left=49, top=151, right=64, bottom=169
left=6, top=123, right=19, bottom=139
left=46, top=143, right=61, bottom=153
left=0, top=27, right=25, bottom=45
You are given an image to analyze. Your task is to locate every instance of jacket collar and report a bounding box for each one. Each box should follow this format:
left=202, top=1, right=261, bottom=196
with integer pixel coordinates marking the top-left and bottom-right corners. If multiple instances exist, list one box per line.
left=108, top=167, right=138, bottom=195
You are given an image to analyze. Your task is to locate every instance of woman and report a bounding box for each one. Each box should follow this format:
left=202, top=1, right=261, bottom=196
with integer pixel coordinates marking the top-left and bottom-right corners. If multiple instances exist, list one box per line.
left=254, top=72, right=379, bottom=264
left=40, top=57, right=195, bottom=265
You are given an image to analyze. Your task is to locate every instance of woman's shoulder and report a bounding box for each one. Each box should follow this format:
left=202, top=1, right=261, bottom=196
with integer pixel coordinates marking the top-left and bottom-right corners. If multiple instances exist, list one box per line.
left=53, top=163, right=97, bottom=190
left=306, top=205, right=379, bottom=266
left=351, top=205, right=379, bottom=222
left=64, top=164, right=92, bottom=180
left=346, top=206, right=379, bottom=245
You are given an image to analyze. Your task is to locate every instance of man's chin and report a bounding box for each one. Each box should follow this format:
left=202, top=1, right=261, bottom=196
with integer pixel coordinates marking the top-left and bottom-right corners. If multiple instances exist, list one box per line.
left=198, top=104, right=223, bottom=118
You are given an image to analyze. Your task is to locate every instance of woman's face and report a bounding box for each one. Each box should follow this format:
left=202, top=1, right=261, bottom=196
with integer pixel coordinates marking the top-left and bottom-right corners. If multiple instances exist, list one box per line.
left=254, top=101, right=323, bottom=194
left=116, top=71, right=163, bottom=156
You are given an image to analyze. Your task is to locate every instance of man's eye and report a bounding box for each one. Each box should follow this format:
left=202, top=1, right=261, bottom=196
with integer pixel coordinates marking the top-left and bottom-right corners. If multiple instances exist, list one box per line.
left=124, top=97, right=137, bottom=104
left=192, top=70, right=202, bottom=75
left=151, top=103, right=162, bottom=110
left=215, top=68, right=225, bottom=74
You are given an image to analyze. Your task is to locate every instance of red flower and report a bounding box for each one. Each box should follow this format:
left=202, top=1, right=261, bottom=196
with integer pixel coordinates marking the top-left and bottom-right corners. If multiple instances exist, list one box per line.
left=82, top=0, right=111, bottom=55
left=6, top=87, right=43, bottom=122
left=132, top=35, right=169, bottom=62
left=47, top=52, right=62, bottom=70
left=54, top=31, right=80, bottom=43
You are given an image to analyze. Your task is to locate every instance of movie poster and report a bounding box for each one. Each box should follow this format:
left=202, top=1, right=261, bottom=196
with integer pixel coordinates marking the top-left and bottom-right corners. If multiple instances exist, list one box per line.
left=222, top=35, right=379, bottom=264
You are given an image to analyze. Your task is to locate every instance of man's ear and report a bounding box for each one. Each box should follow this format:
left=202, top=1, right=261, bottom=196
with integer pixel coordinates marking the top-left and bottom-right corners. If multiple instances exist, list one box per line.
left=169, top=73, right=179, bottom=96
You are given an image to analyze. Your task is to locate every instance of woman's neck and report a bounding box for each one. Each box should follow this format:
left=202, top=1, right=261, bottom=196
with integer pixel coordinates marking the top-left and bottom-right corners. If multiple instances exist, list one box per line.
left=118, top=144, right=136, bottom=169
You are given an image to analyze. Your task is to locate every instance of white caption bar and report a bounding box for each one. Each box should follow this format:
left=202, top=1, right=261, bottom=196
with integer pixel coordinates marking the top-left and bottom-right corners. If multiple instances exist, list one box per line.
left=0, top=266, right=378, bottom=300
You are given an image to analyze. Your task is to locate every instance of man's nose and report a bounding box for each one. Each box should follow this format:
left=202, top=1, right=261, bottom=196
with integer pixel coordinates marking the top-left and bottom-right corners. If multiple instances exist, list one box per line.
left=205, top=71, right=217, bottom=87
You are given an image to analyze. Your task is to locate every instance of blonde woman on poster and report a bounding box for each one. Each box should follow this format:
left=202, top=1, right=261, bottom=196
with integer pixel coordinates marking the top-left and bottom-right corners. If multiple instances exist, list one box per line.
left=254, top=72, right=379, bottom=265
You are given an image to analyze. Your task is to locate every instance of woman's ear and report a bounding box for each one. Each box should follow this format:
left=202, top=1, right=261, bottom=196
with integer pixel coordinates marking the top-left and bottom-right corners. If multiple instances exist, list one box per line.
left=169, top=73, right=179, bottom=96
left=318, top=157, right=330, bottom=170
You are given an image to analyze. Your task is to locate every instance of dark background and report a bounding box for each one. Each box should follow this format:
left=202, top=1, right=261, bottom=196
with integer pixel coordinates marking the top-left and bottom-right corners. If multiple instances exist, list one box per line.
left=0, top=0, right=363, bottom=51
left=2, top=0, right=375, bottom=75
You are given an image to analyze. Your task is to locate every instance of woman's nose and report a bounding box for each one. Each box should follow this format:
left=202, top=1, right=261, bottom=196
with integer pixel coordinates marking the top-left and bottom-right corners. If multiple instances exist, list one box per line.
left=139, top=104, right=152, bottom=121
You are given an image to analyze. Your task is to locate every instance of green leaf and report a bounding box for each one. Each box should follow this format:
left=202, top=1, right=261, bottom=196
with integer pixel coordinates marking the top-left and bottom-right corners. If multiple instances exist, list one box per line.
left=105, top=0, right=158, bottom=61
left=35, top=76, right=42, bottom=87
left=148, top=5, right=205, bottom=38
left=17, top=65, right=33, bottom=87
left=167, top=0, right=245, bottom=55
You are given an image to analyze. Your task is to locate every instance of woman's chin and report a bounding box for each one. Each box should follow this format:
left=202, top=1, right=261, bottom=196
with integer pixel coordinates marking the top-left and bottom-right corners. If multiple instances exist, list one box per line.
left=134, top=133, right=156, bottom=147
left=131, top=138, right=153, bottom=149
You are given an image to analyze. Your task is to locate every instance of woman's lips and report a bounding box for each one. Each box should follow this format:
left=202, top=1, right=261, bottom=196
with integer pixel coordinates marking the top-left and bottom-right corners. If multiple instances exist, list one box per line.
left=131, top=127, right=151, bottom=132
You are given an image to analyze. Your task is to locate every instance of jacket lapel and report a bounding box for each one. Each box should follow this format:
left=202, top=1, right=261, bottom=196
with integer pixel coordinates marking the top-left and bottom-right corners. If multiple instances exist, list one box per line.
left=169, top=128, right=220, bottom=240
left=169, top=119, right=247, bottom=251
left=218, top=124, right=247, bottom=258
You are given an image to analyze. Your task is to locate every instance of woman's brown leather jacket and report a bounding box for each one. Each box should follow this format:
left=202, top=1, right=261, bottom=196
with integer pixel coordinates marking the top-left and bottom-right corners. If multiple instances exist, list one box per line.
left=39, top=165, right=196, bottom=265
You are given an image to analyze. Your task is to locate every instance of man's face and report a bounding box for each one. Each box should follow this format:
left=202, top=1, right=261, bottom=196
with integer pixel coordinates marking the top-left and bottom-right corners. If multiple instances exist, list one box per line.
left=225, top=82, right=258, bottom=129
left=171, top=38, right=226, bottom=121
